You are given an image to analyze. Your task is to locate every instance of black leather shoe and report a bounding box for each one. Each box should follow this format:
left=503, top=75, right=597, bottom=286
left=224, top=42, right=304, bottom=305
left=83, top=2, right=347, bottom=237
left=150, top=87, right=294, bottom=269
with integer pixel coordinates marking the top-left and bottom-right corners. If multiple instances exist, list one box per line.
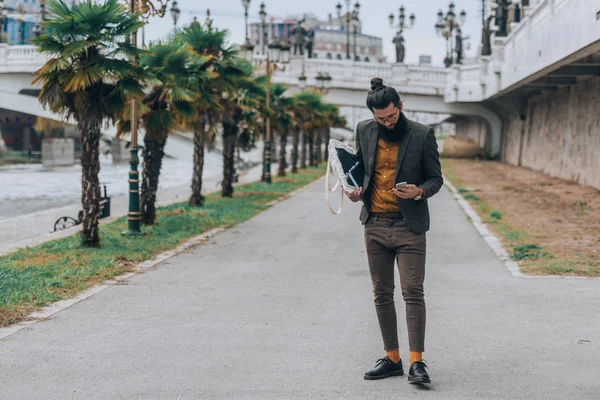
left=408, top=360, right=431, bottom=384
left=364, top=357, right=404, bottom=380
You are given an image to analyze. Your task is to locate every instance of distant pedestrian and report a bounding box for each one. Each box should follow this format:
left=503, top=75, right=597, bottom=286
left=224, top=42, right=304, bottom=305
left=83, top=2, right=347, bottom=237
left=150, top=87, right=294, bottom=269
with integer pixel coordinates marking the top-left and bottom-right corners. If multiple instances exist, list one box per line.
left=345, top=77, right=443, bottom=384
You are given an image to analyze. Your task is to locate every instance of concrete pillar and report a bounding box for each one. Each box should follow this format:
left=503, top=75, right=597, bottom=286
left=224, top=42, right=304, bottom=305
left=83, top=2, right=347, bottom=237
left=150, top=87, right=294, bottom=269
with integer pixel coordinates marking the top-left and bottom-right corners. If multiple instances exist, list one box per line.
left=22, top=126, right=31, bottom=152
left=42, top=138, right=75, bottom=167
left=110, top=138, right=130, bottom=163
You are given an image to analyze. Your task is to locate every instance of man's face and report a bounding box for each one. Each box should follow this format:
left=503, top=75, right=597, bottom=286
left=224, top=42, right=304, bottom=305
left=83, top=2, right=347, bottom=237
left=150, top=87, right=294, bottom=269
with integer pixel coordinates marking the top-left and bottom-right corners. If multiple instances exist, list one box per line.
left=373, top=102, right=402, bottom=130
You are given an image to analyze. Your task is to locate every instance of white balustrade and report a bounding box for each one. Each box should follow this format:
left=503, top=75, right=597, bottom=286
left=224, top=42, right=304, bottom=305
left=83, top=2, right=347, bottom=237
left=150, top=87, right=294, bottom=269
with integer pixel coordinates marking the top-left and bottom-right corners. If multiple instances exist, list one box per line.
left=0, top=44, right=48, bottom=73
left=271, top=57, right=447, bottom=96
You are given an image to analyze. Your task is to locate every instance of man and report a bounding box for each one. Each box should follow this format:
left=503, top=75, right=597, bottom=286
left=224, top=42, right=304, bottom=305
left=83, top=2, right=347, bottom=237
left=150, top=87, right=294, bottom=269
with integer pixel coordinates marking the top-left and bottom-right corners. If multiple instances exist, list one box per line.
left=346, top=77, right=443, bottom=384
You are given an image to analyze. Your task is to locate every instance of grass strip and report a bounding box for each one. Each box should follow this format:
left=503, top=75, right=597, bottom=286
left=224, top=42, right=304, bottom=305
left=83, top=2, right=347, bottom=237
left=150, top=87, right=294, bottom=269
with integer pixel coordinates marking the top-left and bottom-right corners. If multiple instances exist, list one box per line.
left=0, top=167, right=325, bottom=327
left=442, top=159, right=599, bottom=277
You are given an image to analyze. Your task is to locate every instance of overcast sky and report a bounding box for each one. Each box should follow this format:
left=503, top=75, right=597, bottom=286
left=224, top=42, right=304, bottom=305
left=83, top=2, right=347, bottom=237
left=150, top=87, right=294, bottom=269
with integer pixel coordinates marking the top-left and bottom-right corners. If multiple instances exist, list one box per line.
left=144, top=0, right=484, bottom=66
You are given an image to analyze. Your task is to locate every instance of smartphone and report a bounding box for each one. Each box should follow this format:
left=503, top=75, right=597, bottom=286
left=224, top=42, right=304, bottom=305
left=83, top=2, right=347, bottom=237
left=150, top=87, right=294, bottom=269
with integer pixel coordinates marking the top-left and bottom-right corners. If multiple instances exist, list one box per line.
left=395, top=182, right=408, bottom=189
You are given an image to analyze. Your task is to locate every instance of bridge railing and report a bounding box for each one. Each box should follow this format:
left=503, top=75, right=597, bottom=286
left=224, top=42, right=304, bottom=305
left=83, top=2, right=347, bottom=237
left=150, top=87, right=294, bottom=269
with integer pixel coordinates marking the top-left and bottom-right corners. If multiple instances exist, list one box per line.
left=0, top=44, right=48, bottom=73
left=445, top=0, right=600, bottom=103
left=272, top=58, right=447, bottom=96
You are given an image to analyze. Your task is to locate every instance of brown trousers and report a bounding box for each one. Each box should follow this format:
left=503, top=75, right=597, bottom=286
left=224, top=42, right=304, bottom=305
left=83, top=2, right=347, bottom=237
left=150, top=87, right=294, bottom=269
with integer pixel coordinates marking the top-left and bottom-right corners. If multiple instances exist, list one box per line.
left=364, top=213, right=427, bottom=352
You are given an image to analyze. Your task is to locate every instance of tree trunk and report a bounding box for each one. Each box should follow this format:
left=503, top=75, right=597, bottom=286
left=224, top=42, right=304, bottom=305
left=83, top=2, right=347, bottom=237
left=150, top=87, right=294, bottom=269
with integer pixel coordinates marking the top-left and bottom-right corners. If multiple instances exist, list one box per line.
left=222, top=123, right=237, bottom=197
left=323, top=128, right=330, bottom=162
left=79, top=122, right=102, bottom=247
left=141, top=136, right=167, bottom=225
left=300, top=131, right=307, bottom=169
left=308, top=132, right=315, bottom=167
left=189, top=122, right=206, bottom=207
left=315, top=132, right=323, bottom=165
left=278, top=131, right=288, bottom=177
left=291, top=126, right=299, bottom=174
left=261, top=131, right=267, bottom=182
left=271, top=132, right=278, bottom=161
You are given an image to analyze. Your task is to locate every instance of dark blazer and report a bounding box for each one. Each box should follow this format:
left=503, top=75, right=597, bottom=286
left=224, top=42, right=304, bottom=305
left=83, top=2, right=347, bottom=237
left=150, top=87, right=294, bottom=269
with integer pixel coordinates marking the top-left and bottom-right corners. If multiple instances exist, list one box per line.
left=355, top=114, right=443, bottom=234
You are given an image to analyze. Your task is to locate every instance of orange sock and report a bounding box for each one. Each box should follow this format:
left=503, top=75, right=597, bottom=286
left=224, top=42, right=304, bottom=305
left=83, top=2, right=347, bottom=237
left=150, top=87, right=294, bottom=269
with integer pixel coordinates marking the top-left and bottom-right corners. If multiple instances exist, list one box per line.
left=409, top=351, right=423, bottom=365
left=385, top=348, right=401, bottom=363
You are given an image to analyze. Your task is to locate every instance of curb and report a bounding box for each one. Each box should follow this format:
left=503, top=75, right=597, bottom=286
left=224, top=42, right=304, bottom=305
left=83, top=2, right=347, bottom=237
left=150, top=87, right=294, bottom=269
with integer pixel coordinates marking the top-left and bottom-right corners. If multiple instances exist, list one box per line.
left=0, top=171, right=325, bottom=341
left=443, top=176, right=597, bottom=281
left=0, top=227, right=227, bottom=341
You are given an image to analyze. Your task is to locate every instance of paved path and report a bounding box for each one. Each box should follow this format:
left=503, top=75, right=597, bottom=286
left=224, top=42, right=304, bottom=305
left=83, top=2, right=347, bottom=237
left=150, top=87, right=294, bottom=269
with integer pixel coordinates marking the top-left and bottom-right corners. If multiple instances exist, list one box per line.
left=1, top=181, right=599, bottom=399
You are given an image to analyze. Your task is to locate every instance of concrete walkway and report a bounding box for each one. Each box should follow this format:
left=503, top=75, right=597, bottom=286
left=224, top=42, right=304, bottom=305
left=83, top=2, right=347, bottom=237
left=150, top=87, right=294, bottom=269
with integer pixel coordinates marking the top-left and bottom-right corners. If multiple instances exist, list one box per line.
left=1, top=181, right=599, bottom=399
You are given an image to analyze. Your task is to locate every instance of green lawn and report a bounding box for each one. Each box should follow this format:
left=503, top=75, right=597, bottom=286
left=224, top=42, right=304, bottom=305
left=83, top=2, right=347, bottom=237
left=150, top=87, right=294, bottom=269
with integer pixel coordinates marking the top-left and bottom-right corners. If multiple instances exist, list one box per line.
left=0, top=167, right=325, bottom=327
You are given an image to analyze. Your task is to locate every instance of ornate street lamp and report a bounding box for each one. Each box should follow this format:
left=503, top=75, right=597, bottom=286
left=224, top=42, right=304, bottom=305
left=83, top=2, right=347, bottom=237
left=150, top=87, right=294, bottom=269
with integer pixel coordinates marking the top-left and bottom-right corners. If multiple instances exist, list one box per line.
left=435, top=2, right=466, bottom=67
left=315, top=72, right=332, bottom=94
left=123, top=0, right=171, bottom=237
left=170, top=0, right=180, bottom=27
left=242, top=0, right=250, bottom=40
left=298, top=71, right=307, bottom=91
left=259, top=2, right=267, bottom=54
left=389, top=6, right=415, bottom=63
left=240, top=0, right=255, bottom=58
left=352, top=1, right=360, bottom=61
left=336, top=0, right=357, bottom=60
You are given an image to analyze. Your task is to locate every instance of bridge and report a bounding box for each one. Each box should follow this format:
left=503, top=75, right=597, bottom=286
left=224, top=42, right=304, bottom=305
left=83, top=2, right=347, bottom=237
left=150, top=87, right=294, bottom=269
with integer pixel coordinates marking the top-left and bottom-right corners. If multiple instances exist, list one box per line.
left=0, top=44, right=503, bottom=158
left=1, top=0, right=599, bottom=179
left=445, top=0, right=600, bottom=189
left=271, top=57, right=503, bottom=156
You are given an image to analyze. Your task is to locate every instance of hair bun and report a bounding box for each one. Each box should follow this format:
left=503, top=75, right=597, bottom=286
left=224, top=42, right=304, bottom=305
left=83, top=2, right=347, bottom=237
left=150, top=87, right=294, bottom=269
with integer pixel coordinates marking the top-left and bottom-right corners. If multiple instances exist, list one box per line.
left=370, top=77, right=385, bottom=91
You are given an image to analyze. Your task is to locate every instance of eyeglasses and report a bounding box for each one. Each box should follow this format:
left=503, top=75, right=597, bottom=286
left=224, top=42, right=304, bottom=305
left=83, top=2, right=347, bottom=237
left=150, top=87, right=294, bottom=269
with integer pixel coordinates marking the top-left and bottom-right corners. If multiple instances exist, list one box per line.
left=374, top=108, right=399, bottom=125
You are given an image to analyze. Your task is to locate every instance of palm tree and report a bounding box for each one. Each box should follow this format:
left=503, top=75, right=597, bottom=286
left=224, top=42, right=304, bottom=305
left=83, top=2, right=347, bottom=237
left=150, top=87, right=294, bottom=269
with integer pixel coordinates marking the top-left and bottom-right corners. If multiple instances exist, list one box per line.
left=264, top=83, right=294, bottom=177
left=292, top=91, right=323, bottom=171
left=219, top=58, right=264, bottom=197
left=33, top=0, right=144, bottom=247
left=136, top=41, right=207, bottom=225
left=179, top=24, right=245, bottom=205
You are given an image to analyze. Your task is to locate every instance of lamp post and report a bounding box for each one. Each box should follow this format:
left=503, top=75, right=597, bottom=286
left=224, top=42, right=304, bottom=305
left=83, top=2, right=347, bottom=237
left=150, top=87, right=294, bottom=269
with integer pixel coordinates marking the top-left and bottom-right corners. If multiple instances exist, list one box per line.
left=242, top=0, right=250, bottom=41
left=352, top=2, right=360, bottom=61
left=336, top=1, right=359, bottom=60
left=170, top=1, right=180, bottom=27
left=240, top=0, right=255, bottom=58
left=389, top=6, right=415, bottom=63
left=122, top=0, right=171, bottom=237
left=259, top=2, right=266, bottom=54
left=435, top=2, right=466, bottom=67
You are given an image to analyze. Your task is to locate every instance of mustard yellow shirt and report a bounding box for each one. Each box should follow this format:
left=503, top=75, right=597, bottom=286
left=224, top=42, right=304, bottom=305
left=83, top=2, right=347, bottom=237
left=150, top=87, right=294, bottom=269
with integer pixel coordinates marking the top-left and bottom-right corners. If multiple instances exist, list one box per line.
left=370, top=138, right=402, bottom=213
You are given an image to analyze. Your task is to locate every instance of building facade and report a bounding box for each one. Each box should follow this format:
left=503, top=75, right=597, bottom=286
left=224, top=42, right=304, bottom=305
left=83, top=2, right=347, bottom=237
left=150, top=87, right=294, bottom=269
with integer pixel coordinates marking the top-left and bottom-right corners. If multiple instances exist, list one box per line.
left=249, top=12, right=385, bottom=63
left=1, top=0, right=45, bottom=45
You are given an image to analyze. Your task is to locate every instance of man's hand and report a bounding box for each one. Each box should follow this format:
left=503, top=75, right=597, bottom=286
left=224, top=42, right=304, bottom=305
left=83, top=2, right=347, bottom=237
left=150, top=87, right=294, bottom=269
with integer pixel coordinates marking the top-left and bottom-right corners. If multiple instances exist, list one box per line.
left=345, top=186, right=363, bottom=202
left=392, top=184, right=420, bottom=200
